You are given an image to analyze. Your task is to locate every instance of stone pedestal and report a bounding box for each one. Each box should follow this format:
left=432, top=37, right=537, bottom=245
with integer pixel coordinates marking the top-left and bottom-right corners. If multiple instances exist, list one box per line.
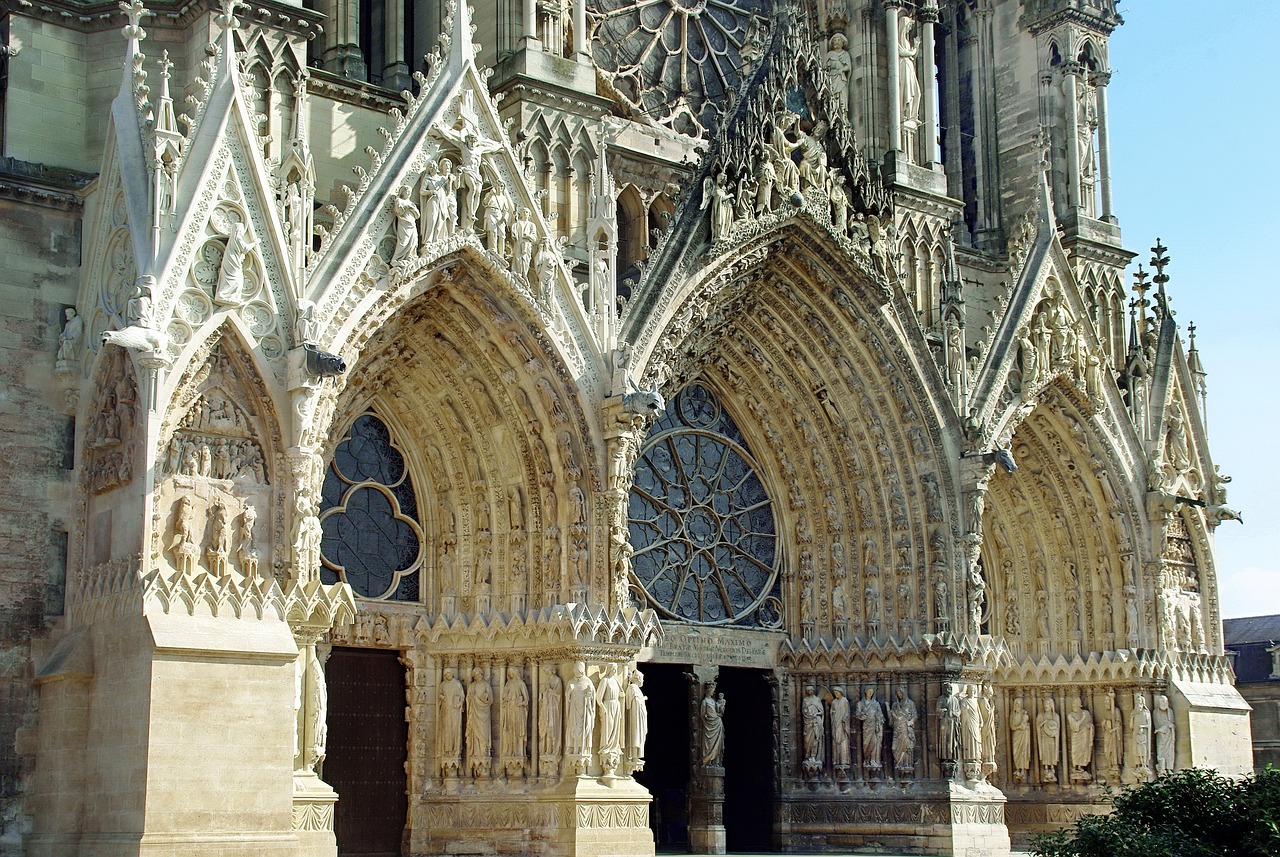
left=943, top=781, right=1011, bottom=856
left=688, top=766, right=726, bottom=855
left=292, top=771, right=339, bottom=857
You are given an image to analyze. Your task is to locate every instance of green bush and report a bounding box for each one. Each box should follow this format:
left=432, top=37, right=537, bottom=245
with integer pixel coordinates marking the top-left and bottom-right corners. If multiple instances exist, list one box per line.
left=1031, top=767, right=1280, bottom=857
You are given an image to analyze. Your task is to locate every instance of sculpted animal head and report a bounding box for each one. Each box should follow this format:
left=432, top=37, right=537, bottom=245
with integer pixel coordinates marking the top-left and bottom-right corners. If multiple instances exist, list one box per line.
left=623, top=380, right=664, bottom=419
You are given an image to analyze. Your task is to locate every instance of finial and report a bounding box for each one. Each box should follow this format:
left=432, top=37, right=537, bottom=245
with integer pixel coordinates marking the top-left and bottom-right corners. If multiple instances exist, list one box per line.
left=1150, top=238, right=1170, bottom=287
left=120, top=0, right=148, bottom=41
left=159, top=48, right=173, bottom=81
left=214, top=0, right=243, bottom=31
left=1132, top=264, right=1149, bottom=300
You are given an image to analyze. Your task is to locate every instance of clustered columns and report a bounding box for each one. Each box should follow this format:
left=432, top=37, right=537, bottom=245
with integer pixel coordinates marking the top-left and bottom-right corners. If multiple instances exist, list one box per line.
left=382, top=0, right=410, bottom=92
left=1062, top=60, right=1114, bottom=221
left=886, top=1, right=941, bottom=167
left=521, top=0, right=589, bottom=60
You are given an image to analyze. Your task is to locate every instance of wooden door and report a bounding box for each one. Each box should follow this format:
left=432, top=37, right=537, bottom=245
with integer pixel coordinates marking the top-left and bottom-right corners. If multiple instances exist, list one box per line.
left=325, top=647, right=408, bottom=857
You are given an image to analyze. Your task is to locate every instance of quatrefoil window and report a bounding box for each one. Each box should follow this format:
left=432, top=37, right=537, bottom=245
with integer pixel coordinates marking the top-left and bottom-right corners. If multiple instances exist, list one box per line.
left=320, top=413, right=422, bottom=601
left=628, top=384, right=782, bottom=626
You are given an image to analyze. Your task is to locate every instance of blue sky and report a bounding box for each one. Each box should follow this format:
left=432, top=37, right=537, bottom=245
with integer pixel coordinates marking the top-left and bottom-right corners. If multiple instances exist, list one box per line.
left=1106, top=3, right=1280, bottom=618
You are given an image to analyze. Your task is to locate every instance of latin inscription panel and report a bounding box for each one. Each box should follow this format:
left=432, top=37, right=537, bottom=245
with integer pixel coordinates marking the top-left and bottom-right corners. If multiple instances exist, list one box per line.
left=641, top=624, right=785, bottom=668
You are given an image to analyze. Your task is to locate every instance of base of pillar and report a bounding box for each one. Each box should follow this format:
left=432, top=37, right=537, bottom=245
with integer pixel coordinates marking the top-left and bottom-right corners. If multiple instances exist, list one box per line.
left=292, top=771, right=338, bottom=857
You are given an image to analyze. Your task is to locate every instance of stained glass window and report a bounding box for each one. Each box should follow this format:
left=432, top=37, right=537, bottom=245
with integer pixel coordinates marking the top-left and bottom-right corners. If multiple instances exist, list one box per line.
left=628, top=384, right=782, bottom=626
left=320, top=413, right=422, bottom=601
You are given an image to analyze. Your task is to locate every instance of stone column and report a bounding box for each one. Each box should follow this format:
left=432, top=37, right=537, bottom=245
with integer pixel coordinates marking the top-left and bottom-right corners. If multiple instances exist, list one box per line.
left=919, top=3, right=940, bottom=166
left=1094, top=70, right=1115, bottom=222
left=884, top=1, right=903, bottom=153
left=572, top=0, right=587, bottom=59
left=523, top=0, right=540, bottom=47
left=1063, top=62, right=1082, bottom=211
left=383, top=0, right=410, bottom=91
left=687, top=667, right=725, bottom=855
left=319, top=0, right=366, bottom=80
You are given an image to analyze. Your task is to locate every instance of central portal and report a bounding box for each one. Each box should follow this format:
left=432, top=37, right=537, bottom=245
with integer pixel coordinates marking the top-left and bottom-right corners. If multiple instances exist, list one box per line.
left=635, top=662, right=776, bottom=854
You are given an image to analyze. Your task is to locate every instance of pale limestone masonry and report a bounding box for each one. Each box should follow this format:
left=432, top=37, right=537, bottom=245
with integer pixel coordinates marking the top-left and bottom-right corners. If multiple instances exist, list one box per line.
left=0, top=0, right=1252, bottom=855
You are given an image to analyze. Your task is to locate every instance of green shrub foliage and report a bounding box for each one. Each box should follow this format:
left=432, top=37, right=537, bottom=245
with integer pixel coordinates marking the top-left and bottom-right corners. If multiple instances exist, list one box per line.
left=1031, top=767, right=1280, bottom=857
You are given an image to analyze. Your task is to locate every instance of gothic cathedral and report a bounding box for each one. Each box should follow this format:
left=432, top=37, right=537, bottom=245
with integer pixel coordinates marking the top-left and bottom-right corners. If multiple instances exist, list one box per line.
left=0, top=0, right=1251, bottom=855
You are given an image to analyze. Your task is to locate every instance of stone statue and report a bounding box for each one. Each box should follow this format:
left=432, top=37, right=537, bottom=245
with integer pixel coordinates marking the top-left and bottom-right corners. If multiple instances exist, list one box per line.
left=304, top=644, right=328, bottom=769
left=1010, top=696, right=1031, bottom=781
left=939, top=683, right=960, bottom=764
left=823, top=33, right=852, bottom=113
left=539, top=664, right=563, bottom=761
left=500, top=665, right=530, bottom=776
left=437, top=122, right=501, bottom=229
left=596, top=663, right=623, bottom=773
left=534, top=237, right=557, bottom=299
left=1100, top=688, right=1123, bottom=776
left=890, top=688, right=916, bottom=773
left=56, top=307, right=83, bottom=367
left=1153, top=693, right=1175, bottom=774
left=419, top=159, right=456, bottom=244
left=625, top=669, right=648, bottom=772
left=171, top=495, right=198, bottom=574
left=511, top=207, right=536, bottom=279
left=215, top=221, right=256, bottom=305
left=981, top=684, right=997, bottom=776
left=390, top=186, right=420, bottom=263
left=237, top=505, right=259, bottom=578
left=856, top=687, right=884, bottom=770
left=466, top=667, right=493, bottom=777
left=701, top=170, right=734, bottom=243
left=830, top=687, right=851, bottom=769
left=899, top=20, right=922, bottom=127
left=564, top=661, right=596, bottom=767
left=700, top=681, right=726, bottom=766
left=482, top=184, right=513, bottom=257
left=206, top=499, right=231, bottom=572
left=959, top=685, right=983, bottom=778
left=801, top=685, right=824, bottom=766
left=1131, top=692, right=1152, bottom=776
left=1068, top=694, right=1095, bottom=779
left=1037, top=697, right=1061, bottom=783
left=438, top=667, right=465, bottom=774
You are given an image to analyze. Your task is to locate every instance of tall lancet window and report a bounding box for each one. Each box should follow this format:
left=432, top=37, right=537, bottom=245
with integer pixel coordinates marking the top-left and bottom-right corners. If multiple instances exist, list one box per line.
left=320, top=412, right=423, bottom=601
left=628, top=383, right=782, bottom=627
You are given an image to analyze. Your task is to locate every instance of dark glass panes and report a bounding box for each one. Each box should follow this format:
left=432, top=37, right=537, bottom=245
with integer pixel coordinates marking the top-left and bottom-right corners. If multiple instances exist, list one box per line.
left=320, top=412, right=422, bottom=601
left=628, top=384, right=779, bottom=626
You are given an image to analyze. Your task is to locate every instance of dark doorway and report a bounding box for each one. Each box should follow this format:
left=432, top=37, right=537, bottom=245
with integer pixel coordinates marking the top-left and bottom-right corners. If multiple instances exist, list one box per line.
left=718, top=667, right=776, bottom=853
left=635, top=663, right=691, bottom=851
left=325, top=647, right=408, bottom=857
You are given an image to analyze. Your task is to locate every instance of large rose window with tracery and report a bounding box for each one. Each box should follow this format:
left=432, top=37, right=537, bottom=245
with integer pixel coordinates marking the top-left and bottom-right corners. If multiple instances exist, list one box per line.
left=591, top=0, right=772, bottom=136
left=319, top=413, right=423, bottom=601
left=628, top=384, right=782, bottom=626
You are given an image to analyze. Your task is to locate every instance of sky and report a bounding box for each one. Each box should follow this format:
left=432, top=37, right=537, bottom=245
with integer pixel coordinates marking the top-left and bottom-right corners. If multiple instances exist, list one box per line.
left=1105, top=3, right=1280, bottom=618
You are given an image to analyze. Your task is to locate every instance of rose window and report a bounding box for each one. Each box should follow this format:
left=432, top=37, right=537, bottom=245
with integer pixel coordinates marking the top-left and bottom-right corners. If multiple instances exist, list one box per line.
left=590, top=0, right=772, bottom=136
left=628, top=383, right=781, bottom=626
left=320, top=413, right=423, bottom=601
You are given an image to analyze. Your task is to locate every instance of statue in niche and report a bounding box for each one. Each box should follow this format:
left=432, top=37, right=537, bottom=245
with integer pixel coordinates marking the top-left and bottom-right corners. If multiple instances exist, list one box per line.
left=753, top=147, right=776, bottom=215
left=1010, top=696, right=1032, bottom=781
left=474, top=491, right=490, bottom=532
left=830, top=687, right=851, bottom=770
left=419, top=159, right=457, bottom=244
left=171, top=495, right=199, bottom=574
left=207, top=499, right=232, bottom=573
left=981, top=684, right=998, bottom=776
left=466, top=667, right=494, bottom=777
left=511, top=208, right=536, bottom=280
left=437, top=121, right=502, bottom=230
left=564, top=661, right=596, bottom=772
left=801, top=685, right=824, bottom=767
left=568, top=484, right=588, bottom=530
left=237, top=505, right=259, bottom=578
left=500, top=665, right=530, bottom=777
left=933, top=577, right=950, bottom=633
left=483, top=184, right=513, bottom=257
left=534, top=238, right=557, bottom=300
left=438, top=667, right=465, bottom=775
left=1077, top=79, right=1098, bottom=213
left=865, top=579, right=881, bottom=637
left=507, top=485, right=524, bottom=531
left=625, top=669, right=649, bottom=772
left=890, top=688, right=917, bottom=773
left=960, top=685, right=983, bottom=778
left=596, top=663, right=624, bottom=774
left=700, top=681, right=727, bottom=767
left=823, top=33, right=852, bottom=113
left=701, top=170, right=734, bottom=243
left=856, top=687, right=884, bottom=770
left=389, top=186, right=420, bottom=263
left=1037, top=697, right=1061, bottom=783
left=1153, top=693, right=1175, bottom=774
left=215, top=222, right=256, bottom=305
left=610, top=524, right=633, bottom=584
left=898, top=19, right=922, bottom=160
left=1068, top=694, right=1094, bottom=780
left=1100, top=688, right=1123, bottom=777
left=828, top=172, right=850, bottom=235
left=1131, top=692, right=1152, bottom=777
left=56, top=307, right=83, bottom=368
left=939, top=682, right=960, bottom=764
left=539, top=664, right=563, bottom=762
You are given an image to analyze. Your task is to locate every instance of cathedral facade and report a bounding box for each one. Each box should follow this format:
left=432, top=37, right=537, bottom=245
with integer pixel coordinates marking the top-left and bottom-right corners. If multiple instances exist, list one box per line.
left=0, top=0, right=1253, bottom=855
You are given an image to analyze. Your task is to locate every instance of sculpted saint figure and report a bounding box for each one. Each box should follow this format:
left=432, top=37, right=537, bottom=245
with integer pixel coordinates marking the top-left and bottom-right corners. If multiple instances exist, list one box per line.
left=890, top=688, right=917, bottom=772
left=596, top=663, right=624, bottom=771
left=466, top=668, right=494, bottom=776
left=390, top=186, right=420, bottom=262
left=500, top=666, right=530, bottom=775
left=856, top=687, right=884, bottom=769
left=939, top=683, right=960, bottom=763
left=1100, top=689, right=1123, bottom=774
left=801, top=685, right=824, bottom=765
left=981, top=685, right=998, bottom=775
left=437, top=123, right=501, bottom=229
left=438, top=667, right=465, bottom=773
left=700, top=681, right=727, bottom=766
left=1009, top=696, right=1032, bottom=779
left=215, top=222, right=256, bottom=305
left=510, top=207, right=536, bottom=279
left=899, top=20, right=922, bottom=126
left=1067, top=695, right=1095, bottom=777
left=1038, top=697, right=1061, bottom=782
left=830, top=687, right=851, bottom=769
left=57, top=307, right=83, bottom=366
left=625, top=670, right=649, bottom=771
left=823, top=33, right=852, bottom=112
left=538, top=664, right=563, bottom=760
left=960, top=685, right=983, bottom=774
left=564, top=661, right=596, bottom=764
left=1131, top=692, right=1153, bottom=774
left=482, top=184, right=513, bottom=257
left=1153, top=694, right=1175, bottom=774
